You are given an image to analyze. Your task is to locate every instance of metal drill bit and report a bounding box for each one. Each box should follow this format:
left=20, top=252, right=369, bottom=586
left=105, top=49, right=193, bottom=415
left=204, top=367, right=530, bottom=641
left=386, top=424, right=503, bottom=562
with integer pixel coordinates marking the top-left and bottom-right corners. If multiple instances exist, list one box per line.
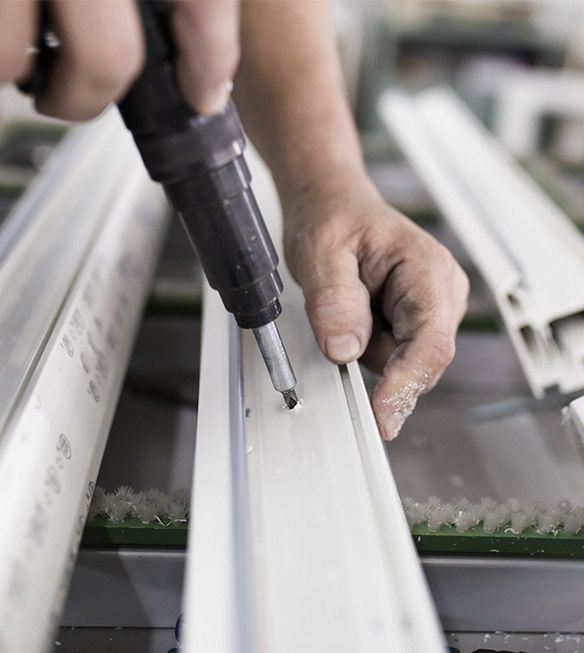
left=282, top=389, right=299, bottom=410
left=252, top=321, right=299, bottom=409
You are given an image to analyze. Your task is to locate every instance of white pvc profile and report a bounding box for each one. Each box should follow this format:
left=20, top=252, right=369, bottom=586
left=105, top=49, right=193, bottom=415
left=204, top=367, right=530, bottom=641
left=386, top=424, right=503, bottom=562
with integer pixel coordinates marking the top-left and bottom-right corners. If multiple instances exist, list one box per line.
left=182, top=151, right=443, bottom=652
left=0, top=112, right=141, bottom=433
left=567, top=395, right=584, bottom=443
left=493, top=70, right=584, bottom=160
left=0, top=112, right=169, bottom=652
left=380, top=87, right=584, bottom=398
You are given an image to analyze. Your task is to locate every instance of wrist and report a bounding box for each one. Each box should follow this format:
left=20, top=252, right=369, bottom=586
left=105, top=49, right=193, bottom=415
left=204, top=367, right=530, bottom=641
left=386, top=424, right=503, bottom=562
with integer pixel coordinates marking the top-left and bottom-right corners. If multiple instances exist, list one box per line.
left=279, top=164, right=381, bottom=227
left=277, top=161, right=373, bottom=221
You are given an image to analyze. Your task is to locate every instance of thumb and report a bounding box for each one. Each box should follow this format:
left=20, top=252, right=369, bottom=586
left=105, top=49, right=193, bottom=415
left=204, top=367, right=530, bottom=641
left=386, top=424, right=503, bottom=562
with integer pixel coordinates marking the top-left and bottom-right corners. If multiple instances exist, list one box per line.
left=294, top=247, right=372, bottom=364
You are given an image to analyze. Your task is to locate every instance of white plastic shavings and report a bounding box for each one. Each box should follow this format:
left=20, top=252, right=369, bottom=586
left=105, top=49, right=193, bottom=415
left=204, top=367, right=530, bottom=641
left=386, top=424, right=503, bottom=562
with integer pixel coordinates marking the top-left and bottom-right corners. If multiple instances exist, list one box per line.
left=87, top=486, right=107, bottom=521
left=427, top=502, right=456, bottom=531
left=403, top=496, right=584, bottom=535
left=132, top=493, right=158, bottom=524
left=402, top=497, right=426, bottom=528
left=564, top=507, right=584, bottom=535
left=90, top=487, right=584, bottom=536
left=88, top=486, right=191, bottom=525
left=536, top=507, right=562, bottom=535
left=483, top=504, right=511, bottom=534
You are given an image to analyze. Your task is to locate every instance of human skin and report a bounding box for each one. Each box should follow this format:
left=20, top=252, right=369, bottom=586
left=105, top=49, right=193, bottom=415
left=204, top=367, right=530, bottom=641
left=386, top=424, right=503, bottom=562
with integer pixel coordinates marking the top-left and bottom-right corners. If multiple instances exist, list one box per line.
left=0, top=0, right=239, bottom=118
left=0, top=0, right=469, bottom=439
left=237, top=1, right=469, bottom=439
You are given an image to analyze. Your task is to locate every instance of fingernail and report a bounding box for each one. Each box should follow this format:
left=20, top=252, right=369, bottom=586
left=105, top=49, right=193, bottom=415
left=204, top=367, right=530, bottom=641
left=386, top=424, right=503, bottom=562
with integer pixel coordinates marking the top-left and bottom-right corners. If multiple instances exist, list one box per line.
left=200, top=82, right=231, bottom=116
left=325, top=334, right=361, bottom=363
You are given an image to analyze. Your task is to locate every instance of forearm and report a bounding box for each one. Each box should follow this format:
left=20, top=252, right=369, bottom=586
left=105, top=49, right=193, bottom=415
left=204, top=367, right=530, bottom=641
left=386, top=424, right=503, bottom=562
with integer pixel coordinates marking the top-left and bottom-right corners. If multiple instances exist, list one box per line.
left=235, top=0, right=368, bottom=207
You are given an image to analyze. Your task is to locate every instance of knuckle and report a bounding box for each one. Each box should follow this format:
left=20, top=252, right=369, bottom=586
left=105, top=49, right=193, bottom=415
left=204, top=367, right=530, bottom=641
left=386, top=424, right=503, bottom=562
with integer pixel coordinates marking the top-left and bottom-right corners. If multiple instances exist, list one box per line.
left=449, top=261, right=470, bottom=315
left=426, top=240, right=470, bottom=306
left=308, top=283, right=366, bottom=317
left=423, top=235, right=453, bottom=266
left=434, top=241, right=457, bottom=268
left=459, top=267, right=471, bottom=297
left=72, top=35, right=143, bottom=97
left=427, top=333, right=456, bottom=368
left=297, top=221, right=346, bottom=255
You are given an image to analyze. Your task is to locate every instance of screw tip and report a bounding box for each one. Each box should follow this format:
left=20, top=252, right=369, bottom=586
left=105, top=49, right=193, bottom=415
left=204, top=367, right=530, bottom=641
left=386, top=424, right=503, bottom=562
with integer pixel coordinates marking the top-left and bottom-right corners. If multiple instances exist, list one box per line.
left=283, top=389, right=299, bottom=410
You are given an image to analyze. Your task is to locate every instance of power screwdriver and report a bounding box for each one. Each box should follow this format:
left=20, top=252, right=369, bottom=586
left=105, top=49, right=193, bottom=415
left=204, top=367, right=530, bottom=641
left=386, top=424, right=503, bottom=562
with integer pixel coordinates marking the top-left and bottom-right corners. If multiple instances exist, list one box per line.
left=25, top=0, right=299, bottom=409
left=119, top=2, right=299, bottom=408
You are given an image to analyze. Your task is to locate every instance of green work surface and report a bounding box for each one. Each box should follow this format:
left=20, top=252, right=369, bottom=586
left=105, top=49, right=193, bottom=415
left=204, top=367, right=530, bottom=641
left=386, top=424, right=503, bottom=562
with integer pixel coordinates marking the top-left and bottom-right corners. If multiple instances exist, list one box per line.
left=83, top=518, right=584, bottom=559
left=82, top=517, right=188, bottom=549
left=0, top=183, right=25, bottom=197
left=413, top=524, right=584, bottom=559
left=0, top=122, right=66, bottom=162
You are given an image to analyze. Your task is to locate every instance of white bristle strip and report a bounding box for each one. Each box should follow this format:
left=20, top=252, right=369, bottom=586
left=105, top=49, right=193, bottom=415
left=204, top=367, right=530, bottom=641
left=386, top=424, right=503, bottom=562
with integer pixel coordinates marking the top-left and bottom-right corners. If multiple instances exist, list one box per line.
left=89, top=489, right=584, bottom=536
left=403, top=497, right=584, bottom=535
left=88, top=486, right=191, bottom=525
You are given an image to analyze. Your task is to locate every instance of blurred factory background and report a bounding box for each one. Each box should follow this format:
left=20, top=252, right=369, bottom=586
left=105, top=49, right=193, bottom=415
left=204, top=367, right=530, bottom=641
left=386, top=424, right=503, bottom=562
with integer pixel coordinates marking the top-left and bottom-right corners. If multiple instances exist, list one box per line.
left=2, top=1, right=584, bottom=652
left=338, top=0, right=584, bottom=210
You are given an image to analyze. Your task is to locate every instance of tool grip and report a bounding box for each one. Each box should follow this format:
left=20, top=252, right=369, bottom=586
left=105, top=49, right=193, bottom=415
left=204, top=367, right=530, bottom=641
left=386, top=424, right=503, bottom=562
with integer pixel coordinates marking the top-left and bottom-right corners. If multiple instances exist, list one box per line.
left=119, top=0, right=283, bottom=328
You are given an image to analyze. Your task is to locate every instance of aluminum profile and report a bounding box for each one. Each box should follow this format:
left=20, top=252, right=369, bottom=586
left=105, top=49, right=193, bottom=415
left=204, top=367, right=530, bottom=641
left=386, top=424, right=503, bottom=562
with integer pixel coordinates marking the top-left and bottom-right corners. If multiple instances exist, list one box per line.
left=182, top=151, right=444, bottom=652
left=380, top=87, right=584, bottom=398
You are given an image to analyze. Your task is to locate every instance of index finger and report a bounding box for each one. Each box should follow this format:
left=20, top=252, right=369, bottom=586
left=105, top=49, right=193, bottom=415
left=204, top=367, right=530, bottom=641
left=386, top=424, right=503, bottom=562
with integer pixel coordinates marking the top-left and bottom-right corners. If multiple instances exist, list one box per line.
left=171, top=0, right=240, bottom=115
left=372, top=320, right=457, bottom=440
left=371, top=255, right=468, bottom=441
left=370, top=232, right=469, bottom=440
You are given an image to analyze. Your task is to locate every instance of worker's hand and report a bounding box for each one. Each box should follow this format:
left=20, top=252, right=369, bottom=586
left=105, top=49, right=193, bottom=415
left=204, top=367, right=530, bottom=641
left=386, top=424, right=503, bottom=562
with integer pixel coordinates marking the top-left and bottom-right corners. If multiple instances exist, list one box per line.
left=0, top=0, right=240, bottom=120
left=284, top=174, right=469, bottom=440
